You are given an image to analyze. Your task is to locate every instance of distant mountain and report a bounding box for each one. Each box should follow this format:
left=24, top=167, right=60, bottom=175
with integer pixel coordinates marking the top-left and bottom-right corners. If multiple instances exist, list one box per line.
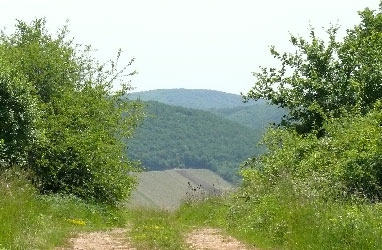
left=126, top=101, right=263, bottom=183
left=128, top=89, right=285, bottom=130
left=128, top=169, right=232, bottom=210
left=129, top=88, right=254, bottom=110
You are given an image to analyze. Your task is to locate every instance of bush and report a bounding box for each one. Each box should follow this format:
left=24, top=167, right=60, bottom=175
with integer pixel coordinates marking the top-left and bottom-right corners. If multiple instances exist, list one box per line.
left=228, top=3, right=382, bottom=249
left=0, top=19, right=142, bottom=203
left=242, top=105, right=382, bottom=200
left=0, top=61, right=39, bottom=165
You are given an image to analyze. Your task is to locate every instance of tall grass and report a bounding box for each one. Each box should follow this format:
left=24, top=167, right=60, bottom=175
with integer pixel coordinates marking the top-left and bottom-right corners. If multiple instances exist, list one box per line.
left=0, top=169, right=127, bottom=249
left=175, top=189, right=382, bottom=250
left=4, top=167, right=381, bottom=250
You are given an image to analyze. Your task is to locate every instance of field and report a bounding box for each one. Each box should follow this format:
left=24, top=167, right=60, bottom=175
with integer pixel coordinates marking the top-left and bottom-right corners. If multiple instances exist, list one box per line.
left=127, top=169, right=233, bottom=210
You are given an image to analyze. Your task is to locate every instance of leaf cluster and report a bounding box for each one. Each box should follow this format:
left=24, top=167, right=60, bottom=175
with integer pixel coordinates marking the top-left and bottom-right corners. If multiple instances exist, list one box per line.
left=242, top=105, right=382, bottom=200
left=245, top=6, right=382, bottom=134
left=0, top=19, right=142, bottom=204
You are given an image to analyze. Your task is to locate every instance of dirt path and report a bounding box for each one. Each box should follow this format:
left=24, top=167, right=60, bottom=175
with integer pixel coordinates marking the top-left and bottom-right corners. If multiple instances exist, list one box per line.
left=57, top=228, right=136, bottom=250
left=186, top=228, right=252, bottom=250
left=58, top=227, right=252, bottom=250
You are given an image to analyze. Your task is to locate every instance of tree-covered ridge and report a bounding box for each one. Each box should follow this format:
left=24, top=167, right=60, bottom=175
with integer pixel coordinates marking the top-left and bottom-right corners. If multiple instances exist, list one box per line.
left=210, top=103, right=285, bottom=130
left=129, top=88, right=285, bottom=130
left=127, top=101, right=263, bottom=183
left=129, top=88, right=256, bottom=110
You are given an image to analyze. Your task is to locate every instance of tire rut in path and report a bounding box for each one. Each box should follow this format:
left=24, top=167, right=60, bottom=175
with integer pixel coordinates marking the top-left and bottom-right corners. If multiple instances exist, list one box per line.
left=57, top=228, right=136, bottom=250
left=186, top=228, right=254, bottom=250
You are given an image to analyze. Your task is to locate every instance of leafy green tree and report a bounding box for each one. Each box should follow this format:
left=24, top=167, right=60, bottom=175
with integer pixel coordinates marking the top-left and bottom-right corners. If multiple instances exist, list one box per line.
left=241, top=2, right=382, bottom=200
left=0, top=59, right=40, bottom=165
left=227, top=4, right=382, bottom=248
left=244, top=4, right=382, bottom=134
left=0, top=19, right=142, bottom=203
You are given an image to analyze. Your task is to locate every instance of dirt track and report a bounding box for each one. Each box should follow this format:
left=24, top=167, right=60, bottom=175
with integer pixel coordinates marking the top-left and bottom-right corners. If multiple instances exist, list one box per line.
left=57, top=228, right=136, bottom=250
left=58, top=227, right=251, bottom=250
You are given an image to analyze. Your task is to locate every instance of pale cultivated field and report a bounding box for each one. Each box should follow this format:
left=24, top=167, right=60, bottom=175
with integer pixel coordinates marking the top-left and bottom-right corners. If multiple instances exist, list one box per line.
left=128, top=169, right=233, bottom=210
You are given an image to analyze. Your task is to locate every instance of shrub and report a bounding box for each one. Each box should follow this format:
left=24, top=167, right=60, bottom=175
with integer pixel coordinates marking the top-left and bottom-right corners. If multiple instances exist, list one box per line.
left=0, top=61, right=39, bottom=165
left=242, top=105, right=382, bottom=200
left=0, top=19, right=142, bottom=203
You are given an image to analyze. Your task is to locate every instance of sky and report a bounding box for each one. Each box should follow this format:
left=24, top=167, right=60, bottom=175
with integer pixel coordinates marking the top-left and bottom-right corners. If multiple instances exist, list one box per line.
left=1, top=0, right=380, bottom=95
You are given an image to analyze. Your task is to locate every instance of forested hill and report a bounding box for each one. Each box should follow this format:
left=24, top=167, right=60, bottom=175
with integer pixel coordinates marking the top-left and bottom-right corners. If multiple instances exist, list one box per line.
left=129, top=89, right=285, bottom=130
left=129, top=89, right=253, bottom=110
left=127, top=101, right=263, bottom=183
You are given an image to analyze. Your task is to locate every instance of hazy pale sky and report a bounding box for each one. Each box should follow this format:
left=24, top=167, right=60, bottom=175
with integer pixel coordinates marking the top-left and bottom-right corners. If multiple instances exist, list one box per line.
left=1, top=0, right=380, bottom=94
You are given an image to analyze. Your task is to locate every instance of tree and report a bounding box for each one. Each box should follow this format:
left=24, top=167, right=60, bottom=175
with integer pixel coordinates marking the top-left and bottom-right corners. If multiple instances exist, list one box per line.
left=0, top=19, right=143, bottom=203
left=241, top=2, right=382, bottom=200
left=244, top=4, right=382, bottom=134
left=0, top=60, right=40, bottom=165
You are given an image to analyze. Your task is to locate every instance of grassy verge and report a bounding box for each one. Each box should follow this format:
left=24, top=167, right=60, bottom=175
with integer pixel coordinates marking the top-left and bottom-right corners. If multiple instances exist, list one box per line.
left=4, top=168, right=382, bottom=250
left=175, top=194, right=382, bottom=250
left=0, top=169, right=127, bottom=249
left=126, top=193, right=382, bottom=250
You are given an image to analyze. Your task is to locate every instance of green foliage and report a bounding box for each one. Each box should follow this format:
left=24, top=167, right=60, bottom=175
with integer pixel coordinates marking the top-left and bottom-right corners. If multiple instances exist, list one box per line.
left=241, top=104, right=382, bottom=202
left=0, top=169, right=127, bottom=249
left=0, top=19, right=142, bottom=203
left=0, top=55, right=40, bottom=165
left=245, top=6, right=382, bottom=134
left=127, top=101, right=262, bottom=182
left=214, top=3, right=382, bottom=249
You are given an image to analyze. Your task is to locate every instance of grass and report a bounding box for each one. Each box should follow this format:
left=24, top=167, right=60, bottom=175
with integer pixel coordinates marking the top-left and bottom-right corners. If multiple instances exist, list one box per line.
left=4, top=168, right=382, bottom=250
left=125, top=197, right=233, bottom=250
left=0, top=168, right=229, bottom=250
left=126, top=209, right=187, bottom=249
left=225, top=189, right=382, bottom=250
left=0, top=169, right=127, bottom=250
left=126, top=191, right=382, bottom=250
left=173, top=190, right=382, bottom=250
left=0, top=168, right=234, bottom=250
